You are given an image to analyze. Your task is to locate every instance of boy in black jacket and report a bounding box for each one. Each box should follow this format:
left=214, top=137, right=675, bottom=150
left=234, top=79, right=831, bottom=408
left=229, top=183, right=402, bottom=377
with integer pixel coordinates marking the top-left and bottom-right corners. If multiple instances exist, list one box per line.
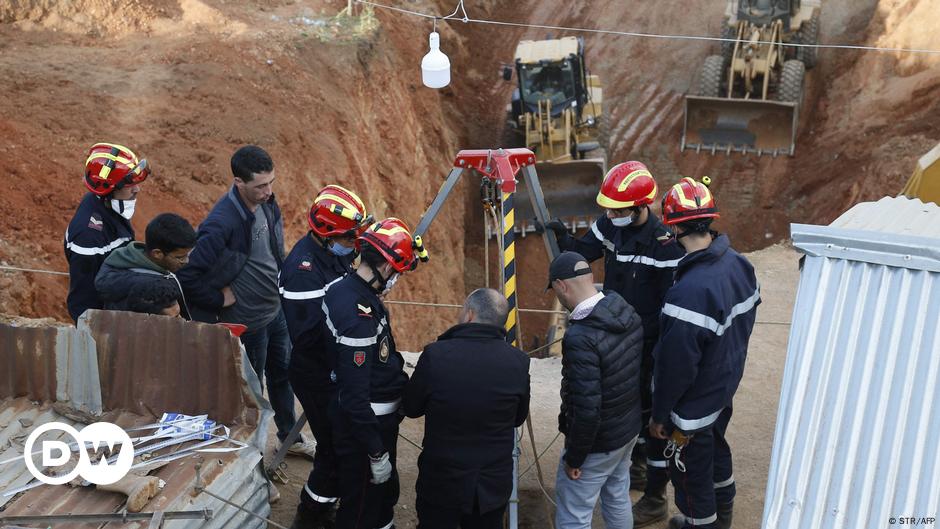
left=96, top=213, right=195, bottom=319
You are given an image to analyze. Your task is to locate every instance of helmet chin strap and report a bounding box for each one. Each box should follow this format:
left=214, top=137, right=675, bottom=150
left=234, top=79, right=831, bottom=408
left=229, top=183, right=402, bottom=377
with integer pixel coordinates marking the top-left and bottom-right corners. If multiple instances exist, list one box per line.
left=366, top=261, right=389, bottom=293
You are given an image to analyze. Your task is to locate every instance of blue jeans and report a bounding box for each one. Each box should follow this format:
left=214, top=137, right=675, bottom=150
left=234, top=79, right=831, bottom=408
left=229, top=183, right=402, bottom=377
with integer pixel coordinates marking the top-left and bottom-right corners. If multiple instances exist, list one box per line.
left=555, top=437, right=638, bottom=529
left=240, top=309, right=296, bottom=441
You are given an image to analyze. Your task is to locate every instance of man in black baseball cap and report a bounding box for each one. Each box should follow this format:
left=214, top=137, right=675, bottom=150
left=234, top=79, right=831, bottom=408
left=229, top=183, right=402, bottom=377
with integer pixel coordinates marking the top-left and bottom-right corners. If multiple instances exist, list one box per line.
left=547, top=251, right=594, bottom=291
left=548, top=250, right=644, bottom=527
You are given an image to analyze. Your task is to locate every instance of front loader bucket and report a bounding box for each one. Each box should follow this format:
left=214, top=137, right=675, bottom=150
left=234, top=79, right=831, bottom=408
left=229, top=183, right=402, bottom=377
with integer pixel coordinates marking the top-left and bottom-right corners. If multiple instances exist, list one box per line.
left=681, top=96, right=799, bottom=156
left=513, top=159, right=606, bottom=233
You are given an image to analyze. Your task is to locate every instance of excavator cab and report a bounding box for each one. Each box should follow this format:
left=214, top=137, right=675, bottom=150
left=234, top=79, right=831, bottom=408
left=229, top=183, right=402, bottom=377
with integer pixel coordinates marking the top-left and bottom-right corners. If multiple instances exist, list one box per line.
left=738, top=0, right=796, bottom=26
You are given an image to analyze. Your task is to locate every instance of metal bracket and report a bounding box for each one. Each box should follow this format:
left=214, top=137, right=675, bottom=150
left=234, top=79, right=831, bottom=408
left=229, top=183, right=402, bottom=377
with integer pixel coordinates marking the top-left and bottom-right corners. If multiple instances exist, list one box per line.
left=264, top=411, right=307, bottom=482
left=415, top=148, right=559, bottom=260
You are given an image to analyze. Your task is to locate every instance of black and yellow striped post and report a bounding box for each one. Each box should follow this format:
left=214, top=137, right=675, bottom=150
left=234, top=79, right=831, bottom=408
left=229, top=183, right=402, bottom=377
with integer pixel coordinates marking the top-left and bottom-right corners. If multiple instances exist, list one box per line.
left=500, top=189, right=520, bottom=347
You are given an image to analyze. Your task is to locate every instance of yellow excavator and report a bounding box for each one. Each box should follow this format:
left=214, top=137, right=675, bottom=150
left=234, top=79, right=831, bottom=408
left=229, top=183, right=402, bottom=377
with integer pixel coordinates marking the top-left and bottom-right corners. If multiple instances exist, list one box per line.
left=902, top=143, right=940, bottom=205
left=503, top=36, right=606, bottom=231
left=682, top=0, right=821, bottom=156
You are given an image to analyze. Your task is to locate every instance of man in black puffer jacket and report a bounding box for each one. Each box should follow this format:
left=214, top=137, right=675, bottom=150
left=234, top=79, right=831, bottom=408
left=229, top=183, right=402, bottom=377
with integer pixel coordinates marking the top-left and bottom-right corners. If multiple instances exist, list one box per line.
left=548, top=251, right=644, bottom=529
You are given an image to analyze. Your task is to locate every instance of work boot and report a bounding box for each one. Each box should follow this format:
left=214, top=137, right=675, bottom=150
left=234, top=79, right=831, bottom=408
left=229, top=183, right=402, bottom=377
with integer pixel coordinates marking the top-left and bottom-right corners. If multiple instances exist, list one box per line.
left=629, top=460, right=647, bottom=491
left=284, top=436, right=318, bottom=461
left=717, top=501, right=734, bottom=529
left=668, top=515, right=688, bottom=529
left=290, top=502, right=334, bottom=529
left=632, top=489, right=668, bottom=528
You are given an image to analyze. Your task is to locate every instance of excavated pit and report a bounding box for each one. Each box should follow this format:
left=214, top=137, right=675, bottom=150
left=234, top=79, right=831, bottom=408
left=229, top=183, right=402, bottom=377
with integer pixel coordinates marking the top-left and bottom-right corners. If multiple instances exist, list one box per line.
left=1, top=0, right=938, bottom=351
left=0, top=1, right=939, bottom=527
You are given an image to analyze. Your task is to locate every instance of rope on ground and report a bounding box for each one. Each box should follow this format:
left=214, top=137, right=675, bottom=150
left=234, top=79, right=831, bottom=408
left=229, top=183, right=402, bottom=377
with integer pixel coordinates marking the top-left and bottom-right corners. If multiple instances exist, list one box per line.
left=356, top=0, right=940, bottom=56
left=526, top=416, right=557, bottom=524
left=398, top=432, right=423, bottom=451
left=524, top=337, right=563, bottom=357
left=518, top=431, right=562, bottom=480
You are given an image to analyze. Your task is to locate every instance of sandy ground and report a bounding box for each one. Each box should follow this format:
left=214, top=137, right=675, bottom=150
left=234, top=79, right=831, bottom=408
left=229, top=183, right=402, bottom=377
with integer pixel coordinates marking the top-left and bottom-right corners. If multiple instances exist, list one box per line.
left=263, top=243, right=801, bottom=528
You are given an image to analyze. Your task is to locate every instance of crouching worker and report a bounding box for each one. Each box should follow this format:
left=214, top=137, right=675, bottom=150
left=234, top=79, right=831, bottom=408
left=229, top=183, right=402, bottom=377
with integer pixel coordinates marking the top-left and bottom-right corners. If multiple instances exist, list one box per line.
left=548, top=251, right=644, bottom=529
left=403, top=288, right=530, bottom=529
left=126, top=278, right=184, bottom=317
left=95, top=213, right=195, bottom=319
left=323, top=218, right=427, bottom=529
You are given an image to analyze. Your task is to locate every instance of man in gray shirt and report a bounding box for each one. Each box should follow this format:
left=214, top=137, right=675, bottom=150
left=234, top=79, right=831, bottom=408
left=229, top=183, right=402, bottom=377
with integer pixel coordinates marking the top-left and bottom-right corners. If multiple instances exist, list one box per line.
left=179, top=145, right=315, bottom=459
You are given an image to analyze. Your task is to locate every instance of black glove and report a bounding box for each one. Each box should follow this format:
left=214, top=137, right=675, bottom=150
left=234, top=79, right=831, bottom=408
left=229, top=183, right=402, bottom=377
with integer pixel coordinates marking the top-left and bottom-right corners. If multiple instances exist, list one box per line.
left=534, top=218, right=568, bottom=237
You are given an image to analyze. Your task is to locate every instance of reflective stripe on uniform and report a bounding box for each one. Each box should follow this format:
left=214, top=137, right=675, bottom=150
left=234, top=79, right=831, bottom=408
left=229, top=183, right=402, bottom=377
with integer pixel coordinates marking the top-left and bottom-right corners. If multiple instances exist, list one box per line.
left=590, top=221, right=615, bottom=252
left=685, top=513, right=718, bottom=526
left=371, top=398, right=401, bottom=416
left=661, top=286, right=760, bottom=337
left=322, top=300, right=386, bottom=347
left=376, top=521, right=394, bottom=529
left=64, top=230, right=131, bottom=257
left=714, top=475, right=735, bottom=489
left=280, top=276, right=343, bottom=300
left=303, top=484, right=337, bottom=503
left=614, top=254, right=682, bottom=268
left=647, top=459, right=669, bottom=468
left=670, top=408, right=723, bottom=432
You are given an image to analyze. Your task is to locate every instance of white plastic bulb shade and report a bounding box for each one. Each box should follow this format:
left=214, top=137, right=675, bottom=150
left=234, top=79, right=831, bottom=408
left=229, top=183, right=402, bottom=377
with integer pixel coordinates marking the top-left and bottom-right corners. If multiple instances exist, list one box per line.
left=422, top=31, right=451, bottom=89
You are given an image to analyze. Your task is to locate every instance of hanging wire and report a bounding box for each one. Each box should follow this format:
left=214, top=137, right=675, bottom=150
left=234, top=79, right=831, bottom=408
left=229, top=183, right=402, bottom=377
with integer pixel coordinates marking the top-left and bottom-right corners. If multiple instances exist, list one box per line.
left=0, top=265, right=69, bottom=276
left=356, top=0, right=940, bottom=56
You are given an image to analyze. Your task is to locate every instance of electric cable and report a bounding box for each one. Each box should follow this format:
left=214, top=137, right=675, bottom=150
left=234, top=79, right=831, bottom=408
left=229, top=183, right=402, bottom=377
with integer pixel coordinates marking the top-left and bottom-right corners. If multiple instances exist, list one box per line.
left=356, top=0, right=940, bottom=56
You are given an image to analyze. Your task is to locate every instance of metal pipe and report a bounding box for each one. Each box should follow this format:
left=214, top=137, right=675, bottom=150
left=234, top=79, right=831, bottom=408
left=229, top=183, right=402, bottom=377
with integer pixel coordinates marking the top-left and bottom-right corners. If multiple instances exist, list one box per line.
left=0, top=509, right=212, bottom=525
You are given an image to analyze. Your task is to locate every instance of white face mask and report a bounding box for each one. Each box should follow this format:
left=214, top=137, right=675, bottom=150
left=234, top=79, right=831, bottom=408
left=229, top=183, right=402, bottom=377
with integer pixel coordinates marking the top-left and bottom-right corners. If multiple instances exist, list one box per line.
left=382, top=273, right=400, bottom=296
left=110, top=198, right=137, bottom=220
left=610, top=215, right=634, bottom=228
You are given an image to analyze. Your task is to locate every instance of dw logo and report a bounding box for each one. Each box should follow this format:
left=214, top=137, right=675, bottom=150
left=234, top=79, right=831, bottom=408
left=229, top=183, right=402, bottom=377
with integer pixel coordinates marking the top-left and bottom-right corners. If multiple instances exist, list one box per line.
left=23, top=422, right=135, bottom=486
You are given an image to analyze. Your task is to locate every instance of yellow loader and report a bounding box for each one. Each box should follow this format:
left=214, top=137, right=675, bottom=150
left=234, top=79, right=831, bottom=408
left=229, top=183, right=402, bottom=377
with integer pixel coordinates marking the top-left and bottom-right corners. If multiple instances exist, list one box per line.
left=503, top=36, right=606, bottom=232
left=682, top=0, right=821, bottom=156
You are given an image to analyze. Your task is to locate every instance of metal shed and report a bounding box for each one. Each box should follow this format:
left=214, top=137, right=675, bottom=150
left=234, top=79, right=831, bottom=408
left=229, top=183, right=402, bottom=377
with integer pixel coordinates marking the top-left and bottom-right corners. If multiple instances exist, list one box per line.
left=0, top=311, right=273, bottom=528
left=763, top=197, right=940, bottom=528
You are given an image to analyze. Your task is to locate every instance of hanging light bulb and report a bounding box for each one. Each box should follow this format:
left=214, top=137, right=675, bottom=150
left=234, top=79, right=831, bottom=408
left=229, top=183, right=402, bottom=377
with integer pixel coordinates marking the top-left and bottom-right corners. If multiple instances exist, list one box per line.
left=422, top=30, right=451, bottom=89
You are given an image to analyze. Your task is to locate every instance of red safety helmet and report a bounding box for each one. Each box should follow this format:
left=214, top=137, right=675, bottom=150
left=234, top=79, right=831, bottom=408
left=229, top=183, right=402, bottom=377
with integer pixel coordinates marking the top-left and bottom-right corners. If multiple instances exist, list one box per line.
left=84, top=143, right=150, bottom=196
left=358, top=217, right=429, bottom=273
left=661, top=176, right=720, bottom=225
left=308, top=185, right=371, bottom=238
left=596, top=161, right=657, bottom=209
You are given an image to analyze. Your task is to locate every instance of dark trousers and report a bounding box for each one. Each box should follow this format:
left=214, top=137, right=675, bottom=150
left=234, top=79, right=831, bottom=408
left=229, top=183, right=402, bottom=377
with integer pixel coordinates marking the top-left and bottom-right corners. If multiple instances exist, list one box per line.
left=334, top=414, right=400, bottom=529
left=290, top=368, right=337, bottom=510
left=240, top=308, right=296, bottom=441
left=669, top=407, right=735, bottom=529
left=634, top=341, right=670, bottom=494
left=416, top=496, right=505, bottom=529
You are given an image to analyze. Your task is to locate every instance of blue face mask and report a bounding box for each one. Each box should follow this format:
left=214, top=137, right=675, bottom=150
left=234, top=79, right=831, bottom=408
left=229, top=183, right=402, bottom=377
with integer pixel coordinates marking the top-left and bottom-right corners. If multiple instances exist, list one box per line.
left=610, top=215, right=634, bottom=228
left=329, top=241, right=355, bottom=257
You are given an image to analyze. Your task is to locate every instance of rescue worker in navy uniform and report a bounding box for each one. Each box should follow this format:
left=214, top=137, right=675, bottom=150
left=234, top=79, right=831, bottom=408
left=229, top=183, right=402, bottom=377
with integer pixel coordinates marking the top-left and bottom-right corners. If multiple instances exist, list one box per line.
left=281, top=185, right=372, bottom=529
left=65, top=143, right=150, bottom=322
left=541, top=161, right=685, bottom=526
left=648, top=177, right=760, bottom=529
left=322, top=217, right=428, bottom=529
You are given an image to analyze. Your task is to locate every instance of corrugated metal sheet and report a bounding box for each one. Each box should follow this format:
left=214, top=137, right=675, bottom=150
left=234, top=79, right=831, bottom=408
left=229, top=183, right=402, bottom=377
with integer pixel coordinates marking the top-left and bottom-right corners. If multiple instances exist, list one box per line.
left=0, top=311, right=272, bottom=527
left=830, top=196, right=940, bottom=238
left=764, top=197, right=940, bottom=528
